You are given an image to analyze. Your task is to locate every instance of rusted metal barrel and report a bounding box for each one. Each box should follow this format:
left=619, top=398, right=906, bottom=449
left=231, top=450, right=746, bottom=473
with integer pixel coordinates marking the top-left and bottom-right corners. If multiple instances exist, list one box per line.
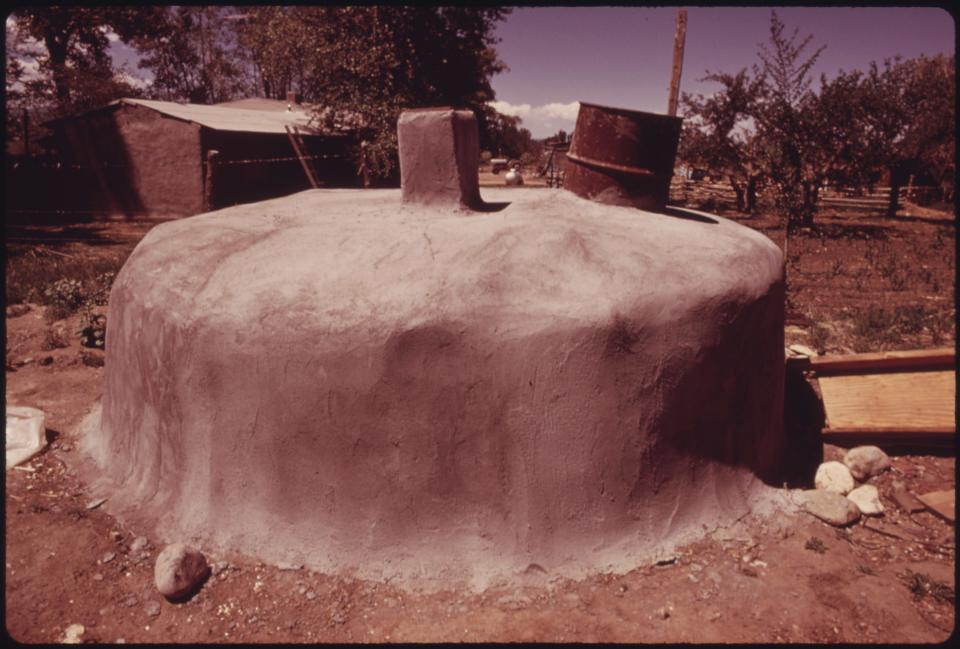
left=564, top=102, right=682, bottom=210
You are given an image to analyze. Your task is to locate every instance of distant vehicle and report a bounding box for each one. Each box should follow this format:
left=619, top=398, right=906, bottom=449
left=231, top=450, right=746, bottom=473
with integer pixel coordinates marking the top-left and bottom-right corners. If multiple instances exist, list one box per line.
left=490, top=158, right=509, bottom=174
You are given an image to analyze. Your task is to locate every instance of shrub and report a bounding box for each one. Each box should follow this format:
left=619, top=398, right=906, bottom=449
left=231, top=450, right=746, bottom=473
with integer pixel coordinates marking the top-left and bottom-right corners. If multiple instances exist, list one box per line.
left=42, top=278, right=84, bottom=321
left=79, top=312, right=107, bottom=349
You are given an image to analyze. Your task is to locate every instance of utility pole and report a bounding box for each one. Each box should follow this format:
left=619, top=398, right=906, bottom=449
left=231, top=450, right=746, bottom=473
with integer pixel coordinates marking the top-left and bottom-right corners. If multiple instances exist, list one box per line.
left=667, top=8, right=688, bottom=117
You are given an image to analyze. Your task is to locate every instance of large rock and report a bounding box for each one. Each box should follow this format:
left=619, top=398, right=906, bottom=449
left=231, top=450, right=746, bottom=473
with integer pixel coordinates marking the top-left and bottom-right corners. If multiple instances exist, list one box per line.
left=80, top=109, right=786, bottom=590
left=801, top=490, right=861, bottom=526
left=843, top=446, right=891, bottom=481
left=814, top=461, right=855, bottom=494
left=847, top=484, right=884, bottom=516
left=154, top=544, right=209, bottom=599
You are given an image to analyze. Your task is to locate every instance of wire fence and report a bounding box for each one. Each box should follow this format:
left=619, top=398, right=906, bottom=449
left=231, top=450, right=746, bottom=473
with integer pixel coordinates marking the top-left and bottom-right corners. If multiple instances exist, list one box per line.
left=7, top=152, right=348, bottom=172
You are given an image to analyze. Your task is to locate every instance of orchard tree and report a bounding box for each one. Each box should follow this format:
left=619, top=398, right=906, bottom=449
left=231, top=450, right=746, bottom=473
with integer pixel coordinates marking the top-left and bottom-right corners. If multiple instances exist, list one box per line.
left=751, top=10, right=826, bottom=227
left=680, top=69, right=764, bottom=212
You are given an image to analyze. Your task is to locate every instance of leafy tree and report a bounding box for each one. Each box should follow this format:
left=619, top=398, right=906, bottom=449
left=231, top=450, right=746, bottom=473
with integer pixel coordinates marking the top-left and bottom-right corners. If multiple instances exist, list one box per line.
left=6, top=6, right=157, bottom=115
left=751, top=10, right=826, bottom=227
left=680, top=69, right=764, bottom=212
left=285, top=6, right=511, bottom=181
left=233, top=7, right=313, bottom=100
left=131, top=6, right=251, bottom=103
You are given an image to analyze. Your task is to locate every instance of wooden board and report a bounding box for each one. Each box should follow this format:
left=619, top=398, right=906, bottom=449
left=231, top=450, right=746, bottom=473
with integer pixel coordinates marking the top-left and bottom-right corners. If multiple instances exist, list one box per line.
left=818, top=370, right=955, bottom=429
left=917, top=489, right=956, bottom=523
left=791, top=347, right=955, bottom=373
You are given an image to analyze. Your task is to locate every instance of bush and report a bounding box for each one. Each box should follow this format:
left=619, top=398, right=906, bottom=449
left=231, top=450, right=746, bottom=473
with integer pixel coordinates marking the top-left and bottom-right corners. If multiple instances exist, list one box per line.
left=42, top=278, right=84, bottom=321
left=79, top=312, right=107, bottom=349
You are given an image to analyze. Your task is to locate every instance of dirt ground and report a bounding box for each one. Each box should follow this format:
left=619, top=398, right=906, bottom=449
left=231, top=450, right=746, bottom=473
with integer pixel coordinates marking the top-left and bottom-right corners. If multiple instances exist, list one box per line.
left=4, top=196, right=956, bottom=643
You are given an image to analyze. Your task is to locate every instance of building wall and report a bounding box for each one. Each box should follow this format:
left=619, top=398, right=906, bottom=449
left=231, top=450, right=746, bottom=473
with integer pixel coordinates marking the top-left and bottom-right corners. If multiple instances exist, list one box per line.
left=200, top=129, right=359, bottom=210
left=51, top=104, right=204, bottom=217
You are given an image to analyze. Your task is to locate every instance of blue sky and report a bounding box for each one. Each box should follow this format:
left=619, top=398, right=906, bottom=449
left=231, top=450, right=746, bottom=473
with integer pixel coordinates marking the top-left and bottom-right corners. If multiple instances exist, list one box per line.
left=489, top=7, right=955, bottom=137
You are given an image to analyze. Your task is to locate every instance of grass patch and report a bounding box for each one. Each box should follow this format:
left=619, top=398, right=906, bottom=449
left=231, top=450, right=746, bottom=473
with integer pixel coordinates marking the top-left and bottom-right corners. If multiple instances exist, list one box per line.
left=5, top=246, right=126, bottom=306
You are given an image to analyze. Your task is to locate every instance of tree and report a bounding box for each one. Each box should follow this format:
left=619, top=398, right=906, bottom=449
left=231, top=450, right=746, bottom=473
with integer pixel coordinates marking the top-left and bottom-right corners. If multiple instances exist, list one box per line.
left=863, top=54, right=955, bottom=215
left=279, top=6, right=511, bottom=181
left=233, top=7, right=313, bottom=100
left=680, top=69, right=764, bottom=212
left=7, top=6, right=158, bottom=116
left=131, top=6, right=251, bottom=104
left=751, top=10, right=826, bottom=228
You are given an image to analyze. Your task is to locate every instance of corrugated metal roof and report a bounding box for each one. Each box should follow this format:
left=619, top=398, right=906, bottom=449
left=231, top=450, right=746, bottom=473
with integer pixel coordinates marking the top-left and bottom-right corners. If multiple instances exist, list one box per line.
left=119, top=98, right=323, bottom=134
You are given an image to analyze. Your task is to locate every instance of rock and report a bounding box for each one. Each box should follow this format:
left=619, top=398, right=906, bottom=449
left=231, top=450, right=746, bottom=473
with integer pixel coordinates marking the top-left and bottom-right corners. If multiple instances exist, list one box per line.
left=154, top=544, right=209, bottom=599
left=305, top=591, right=316, bottom=601
left=843, top=446, right=891, bottom=481
left=814, top=461, right=855, bottom=494
left=144, top=601, right=162, bottom=617
left=847, top=485, right=884, bottom=515
left=130, top=537, right=149, bottom=553
left=801, top=490, right=860, bottom=526
left=122, top=595, right=138, bottom=608
left=655, top=606, right=672, bottom=620
left=101, top=552, right=116, bottom=564
left=62, top=623, right=85, bottom=644
left=211, top=560, right=229, bottom=576
left=6, top=303, right=31, bottom=318
left=85, top=497, right=107, bottom=510
left=788, top=344, right=817, bottom=357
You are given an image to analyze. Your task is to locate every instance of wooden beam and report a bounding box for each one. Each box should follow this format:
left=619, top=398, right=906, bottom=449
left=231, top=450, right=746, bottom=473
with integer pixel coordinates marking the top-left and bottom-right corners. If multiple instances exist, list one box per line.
left=667, top=9, right=688, bottom=117
left=285, top=125, right=319, bottom=189
left=822, top=426, right=955, bottom=449
left=789, top=347, right=955, bottom=374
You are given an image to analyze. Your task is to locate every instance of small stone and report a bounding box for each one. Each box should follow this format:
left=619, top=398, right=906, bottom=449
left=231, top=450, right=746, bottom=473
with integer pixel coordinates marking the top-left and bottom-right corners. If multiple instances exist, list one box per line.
left=6, top=303, right=31, bottom=318
left=655, top=606, right=671, bottom=620
left=144, top=601, right=162, bottom=617
left=123, top=595, right=139, bottom=608
left=60, top=443, right=72, bottom=452
left=92, top=573, right=104, bottom=582
left=305, top=591, right=317, bottom=601
left=815, top=461, right=855, bottom=494
left=843, top=446, right=891, bottom=481
left=62, top=623, right=85, bottom=644
left=211, top=561, right=229, bottom=576
left=801, top=489, right=860, bottom=526
left=847, top=484, right=884, bottom=516
left=102, top=552, right=116, bottom=564
left=130, top=537, right=149, bottom=553
left=85, top=498, right=107, bottom=510
left=788, top=344, right=817, bottom=357
left=277, top=561, right=303, bottom=571
left=154, top=544, right=209, bottom=599
left=708, top=611, right=722, bottom=622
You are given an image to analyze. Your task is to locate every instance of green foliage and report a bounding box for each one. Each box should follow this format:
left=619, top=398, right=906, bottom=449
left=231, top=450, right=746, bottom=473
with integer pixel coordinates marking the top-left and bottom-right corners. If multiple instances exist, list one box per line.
left=42, top=278, right=84, bottom=321
left=79, top=312, right=108, bottom=349
left=271, top=6, right=512, bottom=180
left=131, top=7, right=250, bottom=103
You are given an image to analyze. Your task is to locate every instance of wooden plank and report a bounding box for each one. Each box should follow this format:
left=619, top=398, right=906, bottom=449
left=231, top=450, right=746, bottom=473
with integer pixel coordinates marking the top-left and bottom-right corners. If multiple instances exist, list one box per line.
left=667, top=9, right=688, bottom=117
left=803, top=348, right=955, bottom=374
left=917, top=489, right=956, bottom=522
left=821, top=427, right=955, bottom=449
left=285, top=125, right=318, bottom=189
left=819, top=370, right=955, bottom=429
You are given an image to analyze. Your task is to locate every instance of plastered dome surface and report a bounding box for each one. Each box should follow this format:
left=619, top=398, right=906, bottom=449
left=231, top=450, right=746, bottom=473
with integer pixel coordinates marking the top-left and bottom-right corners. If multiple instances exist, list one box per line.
left=80, top=110, right=786, bottom=591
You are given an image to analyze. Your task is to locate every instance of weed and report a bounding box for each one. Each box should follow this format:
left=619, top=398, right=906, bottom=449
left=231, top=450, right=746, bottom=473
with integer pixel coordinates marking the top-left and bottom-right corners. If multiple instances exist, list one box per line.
left=902, top=570, right=955, bottom=603
left=857, top=564, right=875, bottom=576
left=5, top=247, right=125, bottom=306
left=809, top=324, right=831, bottom=354
left=79, top=312, right=107, bottom=349
left=804, top=537, right=826, bottom=554
left=42, top=278, right=84, bottom=321
left=41, top=325, right=71, bottom=351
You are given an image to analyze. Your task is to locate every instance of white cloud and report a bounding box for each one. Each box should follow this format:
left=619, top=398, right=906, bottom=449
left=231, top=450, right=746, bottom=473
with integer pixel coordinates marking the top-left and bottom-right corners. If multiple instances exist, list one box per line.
left=538, top=101, right=580, bottom=121
left=487, top=100, right=581, bottom=138
left=116, top=70, right=151, bottom=90
left=488, top=99, right=532, bottom=118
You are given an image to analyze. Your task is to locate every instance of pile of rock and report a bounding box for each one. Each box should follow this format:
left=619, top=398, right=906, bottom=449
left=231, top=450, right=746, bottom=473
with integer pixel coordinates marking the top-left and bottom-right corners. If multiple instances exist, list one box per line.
left=801, top=446, right=891, bottom=526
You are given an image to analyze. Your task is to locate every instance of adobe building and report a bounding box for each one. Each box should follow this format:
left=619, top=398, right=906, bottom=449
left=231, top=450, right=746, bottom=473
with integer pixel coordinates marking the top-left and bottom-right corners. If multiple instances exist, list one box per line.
left=37, top=97, right=359, bottom=218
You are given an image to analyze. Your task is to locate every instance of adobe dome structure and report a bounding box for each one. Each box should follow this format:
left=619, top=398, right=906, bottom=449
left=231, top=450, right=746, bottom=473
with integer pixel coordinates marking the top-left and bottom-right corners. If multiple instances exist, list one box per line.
left=80, top=107, right=787, bottom=590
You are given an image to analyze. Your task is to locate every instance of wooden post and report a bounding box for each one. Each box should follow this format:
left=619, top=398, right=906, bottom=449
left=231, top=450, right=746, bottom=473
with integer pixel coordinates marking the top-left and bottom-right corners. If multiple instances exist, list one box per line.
left=204, top=149, right=219, bottom=211
left=667, top=8, right=688, bottom=117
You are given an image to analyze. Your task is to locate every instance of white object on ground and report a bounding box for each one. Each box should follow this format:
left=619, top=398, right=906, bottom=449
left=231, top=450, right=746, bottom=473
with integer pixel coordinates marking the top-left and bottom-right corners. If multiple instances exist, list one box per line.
left=801, top=490, right=861, bottom=526
left=154, top=544, right=209, bottom=599
left=6, top=406, right=46, bottom=469
left=814, top=461, right=855, bottom=494
left=847, top=484, right=885, bottom=515
left=62, top=624, right=85, bottom=644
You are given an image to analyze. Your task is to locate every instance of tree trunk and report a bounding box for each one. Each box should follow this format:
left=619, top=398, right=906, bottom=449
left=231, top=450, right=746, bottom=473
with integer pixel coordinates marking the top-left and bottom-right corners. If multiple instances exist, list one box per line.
left=746, top=176, right=758, bottom=214
left=886, top=165, right=904, bottom=218
left=730, top=178, right=745, bottom=212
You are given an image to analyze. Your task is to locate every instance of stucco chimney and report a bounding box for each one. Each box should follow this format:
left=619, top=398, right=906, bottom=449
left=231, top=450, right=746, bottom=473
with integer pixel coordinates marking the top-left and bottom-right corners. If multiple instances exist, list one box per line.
left=397, top=107, right=482, bottom=210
